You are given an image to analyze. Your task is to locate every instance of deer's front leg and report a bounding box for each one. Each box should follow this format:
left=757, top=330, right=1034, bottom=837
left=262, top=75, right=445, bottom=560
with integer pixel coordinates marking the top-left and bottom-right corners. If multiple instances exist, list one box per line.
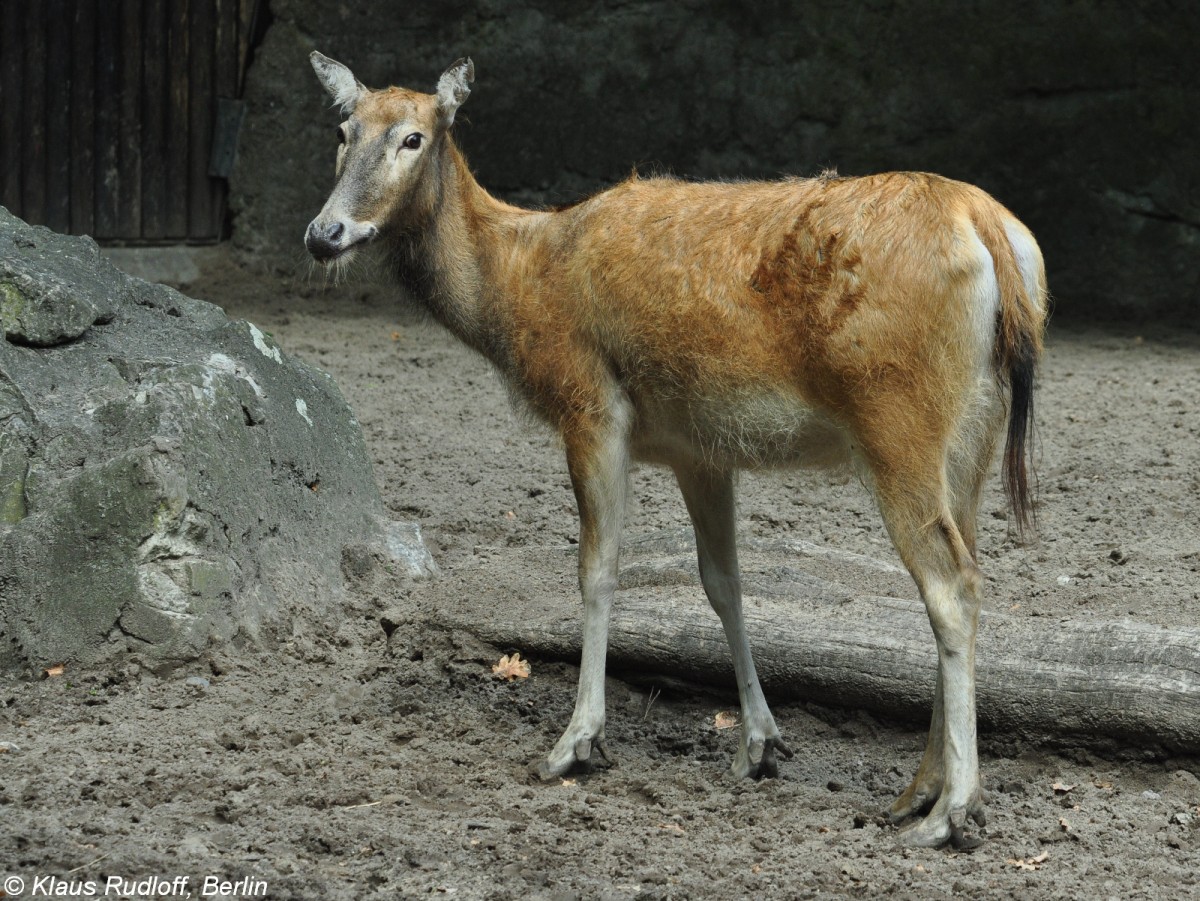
left=536, top=401, right=631, bottom=780
left=675, top=464, right=792, bottom=779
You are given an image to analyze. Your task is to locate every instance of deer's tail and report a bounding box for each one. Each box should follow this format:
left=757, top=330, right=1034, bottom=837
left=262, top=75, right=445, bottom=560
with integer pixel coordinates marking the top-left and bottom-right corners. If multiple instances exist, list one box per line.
left=973, top=206, right=1049, bottom=540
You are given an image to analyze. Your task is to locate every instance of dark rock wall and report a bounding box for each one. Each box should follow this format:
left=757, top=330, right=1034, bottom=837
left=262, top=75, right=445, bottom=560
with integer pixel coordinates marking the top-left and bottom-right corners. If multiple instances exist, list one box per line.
left=231, top=0, right=1199, bottom=323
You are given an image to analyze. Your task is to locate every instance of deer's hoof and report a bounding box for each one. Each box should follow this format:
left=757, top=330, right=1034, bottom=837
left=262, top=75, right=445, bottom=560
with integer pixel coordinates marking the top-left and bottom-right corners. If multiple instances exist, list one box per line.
left=730, top=736, right=793, bottom=780
left=885, top=784, right=940, bottom=824
left=897, top=805, right=986, bottom=850
left=534, top=737, right=611, bottom=781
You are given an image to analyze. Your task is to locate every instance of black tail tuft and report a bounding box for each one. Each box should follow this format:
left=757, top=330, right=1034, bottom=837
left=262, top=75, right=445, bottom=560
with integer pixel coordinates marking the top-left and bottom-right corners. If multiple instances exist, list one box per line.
left=1002, top=331, right=1038, bottom=541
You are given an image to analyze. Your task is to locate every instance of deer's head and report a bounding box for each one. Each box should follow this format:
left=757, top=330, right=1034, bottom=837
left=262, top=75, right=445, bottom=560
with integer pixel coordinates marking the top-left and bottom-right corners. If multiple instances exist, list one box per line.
left=305, top=52, right=474, bottom=264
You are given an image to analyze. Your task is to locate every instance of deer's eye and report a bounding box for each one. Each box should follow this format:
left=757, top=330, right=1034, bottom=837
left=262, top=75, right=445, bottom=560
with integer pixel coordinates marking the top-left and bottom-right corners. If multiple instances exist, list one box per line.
left=336, top=125, right=347, bottom=145
left=402, top=133, right=423, bottom=150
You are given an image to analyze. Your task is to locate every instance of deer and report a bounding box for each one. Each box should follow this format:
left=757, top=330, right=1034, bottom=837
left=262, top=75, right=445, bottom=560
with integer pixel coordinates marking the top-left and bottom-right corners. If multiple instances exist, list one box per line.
left=305, top=52, right=1048, bottom=850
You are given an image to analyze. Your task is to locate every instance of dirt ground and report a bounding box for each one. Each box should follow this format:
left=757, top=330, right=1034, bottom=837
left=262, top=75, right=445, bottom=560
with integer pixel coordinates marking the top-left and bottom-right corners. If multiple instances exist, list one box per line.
left=4, top=253, right=1200, bottom=899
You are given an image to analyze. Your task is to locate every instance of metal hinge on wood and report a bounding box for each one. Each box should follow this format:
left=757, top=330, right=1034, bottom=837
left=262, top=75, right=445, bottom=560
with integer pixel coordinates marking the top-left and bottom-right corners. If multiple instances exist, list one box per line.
left=209, top=98, right=247, bottom=179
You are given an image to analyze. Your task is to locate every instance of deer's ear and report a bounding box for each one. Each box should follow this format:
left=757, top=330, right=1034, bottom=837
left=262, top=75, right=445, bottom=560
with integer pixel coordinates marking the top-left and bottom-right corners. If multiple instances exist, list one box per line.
left=436, top=58, right=474, bottom=126
left=311, top=51, right=364, bottom=114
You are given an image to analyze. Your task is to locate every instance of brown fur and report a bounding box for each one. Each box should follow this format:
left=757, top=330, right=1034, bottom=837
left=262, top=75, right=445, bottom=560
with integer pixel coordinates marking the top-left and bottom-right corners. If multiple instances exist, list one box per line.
left=408, top=161, right=1040, bottom=497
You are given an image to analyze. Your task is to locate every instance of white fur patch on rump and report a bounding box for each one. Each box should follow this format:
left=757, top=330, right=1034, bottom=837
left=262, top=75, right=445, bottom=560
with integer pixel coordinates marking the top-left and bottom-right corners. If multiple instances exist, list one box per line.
left=1003, top=220, right=1046, bottom=315
left=964, top=226, right=1002, bottom=367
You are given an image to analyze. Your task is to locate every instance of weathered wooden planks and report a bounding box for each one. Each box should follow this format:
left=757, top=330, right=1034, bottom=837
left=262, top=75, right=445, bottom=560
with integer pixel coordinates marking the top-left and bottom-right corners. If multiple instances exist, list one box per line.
left=0, top=0, right=260, bottom=243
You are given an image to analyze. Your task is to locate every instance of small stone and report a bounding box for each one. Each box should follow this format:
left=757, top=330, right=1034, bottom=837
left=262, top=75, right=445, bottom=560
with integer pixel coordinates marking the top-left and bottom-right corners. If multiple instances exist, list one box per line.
left=1171, top=812, right=1194, bottom=826
left=1142, top=789, right=1162, bottom=800
left=185, top=675, right=211, bottom=690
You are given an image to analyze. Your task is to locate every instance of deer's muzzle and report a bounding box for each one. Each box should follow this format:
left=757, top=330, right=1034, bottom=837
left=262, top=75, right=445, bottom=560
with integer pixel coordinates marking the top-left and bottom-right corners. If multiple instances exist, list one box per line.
left=305, top=218, right=379, bottom=263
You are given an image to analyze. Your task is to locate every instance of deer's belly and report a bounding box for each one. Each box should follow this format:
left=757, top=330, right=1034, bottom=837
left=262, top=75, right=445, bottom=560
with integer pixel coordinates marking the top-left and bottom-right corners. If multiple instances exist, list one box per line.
left=628, top=389, right=852, bottom=471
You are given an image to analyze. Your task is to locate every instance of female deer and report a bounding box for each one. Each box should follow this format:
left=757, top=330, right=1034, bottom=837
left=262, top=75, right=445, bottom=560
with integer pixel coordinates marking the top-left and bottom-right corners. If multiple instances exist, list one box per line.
left=305, top=53, right=1047, bottom=849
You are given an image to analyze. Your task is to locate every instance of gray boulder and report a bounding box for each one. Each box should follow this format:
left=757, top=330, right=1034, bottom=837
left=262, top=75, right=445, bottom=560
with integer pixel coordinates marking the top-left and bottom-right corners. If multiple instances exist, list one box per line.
left=0, top=207, right=435, bottom=674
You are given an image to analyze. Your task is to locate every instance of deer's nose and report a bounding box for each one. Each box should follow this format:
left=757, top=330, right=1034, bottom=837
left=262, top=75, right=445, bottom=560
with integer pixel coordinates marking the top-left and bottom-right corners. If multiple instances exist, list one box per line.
left=305, top=219, right=378, bottom=262
left=305, top=220, right=347, bottom=262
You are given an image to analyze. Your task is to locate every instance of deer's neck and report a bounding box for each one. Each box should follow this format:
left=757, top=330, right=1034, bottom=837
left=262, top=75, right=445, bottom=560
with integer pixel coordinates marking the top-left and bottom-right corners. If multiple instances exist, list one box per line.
left=392, top=140, right=536, bottom=368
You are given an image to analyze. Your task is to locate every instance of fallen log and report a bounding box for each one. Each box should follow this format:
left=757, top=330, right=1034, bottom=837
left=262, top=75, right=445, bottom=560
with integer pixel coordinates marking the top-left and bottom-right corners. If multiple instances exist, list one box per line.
left=431, top=533, right=1200, bottom=753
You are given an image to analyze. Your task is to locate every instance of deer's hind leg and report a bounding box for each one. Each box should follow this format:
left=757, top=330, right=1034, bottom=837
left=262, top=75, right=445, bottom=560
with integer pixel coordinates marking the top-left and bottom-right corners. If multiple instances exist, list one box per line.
left=674, top=464, right=793, bottom=779
left=886, top=668, right=947, bottom=824
left=869, top=453, right=988, bottom=849
left=886, top=389, right=1002, bottom=827
left=945, top=380, right=1007, bottom=560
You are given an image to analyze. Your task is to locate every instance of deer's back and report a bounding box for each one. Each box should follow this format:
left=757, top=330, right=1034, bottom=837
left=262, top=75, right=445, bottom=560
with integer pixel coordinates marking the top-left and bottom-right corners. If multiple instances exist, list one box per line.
left=563, top=175, right=997, bottom=380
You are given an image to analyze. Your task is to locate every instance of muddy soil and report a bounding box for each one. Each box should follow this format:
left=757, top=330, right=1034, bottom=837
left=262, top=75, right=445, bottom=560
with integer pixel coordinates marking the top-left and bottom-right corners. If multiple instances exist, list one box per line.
left=4, top=254, right=1200, bottom=899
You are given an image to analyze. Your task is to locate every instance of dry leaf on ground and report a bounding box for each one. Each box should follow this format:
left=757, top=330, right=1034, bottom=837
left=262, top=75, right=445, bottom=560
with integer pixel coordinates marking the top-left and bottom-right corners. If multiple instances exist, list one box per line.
left=1052, top=781, right=1076, bottom=794
left=44, top=664, right=64, bottom=678
left=492, top=652, right=531, bottom=681
left=1007, top=851, right=1050, bottom=871
left=713, top=711, right=739, bottom=730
